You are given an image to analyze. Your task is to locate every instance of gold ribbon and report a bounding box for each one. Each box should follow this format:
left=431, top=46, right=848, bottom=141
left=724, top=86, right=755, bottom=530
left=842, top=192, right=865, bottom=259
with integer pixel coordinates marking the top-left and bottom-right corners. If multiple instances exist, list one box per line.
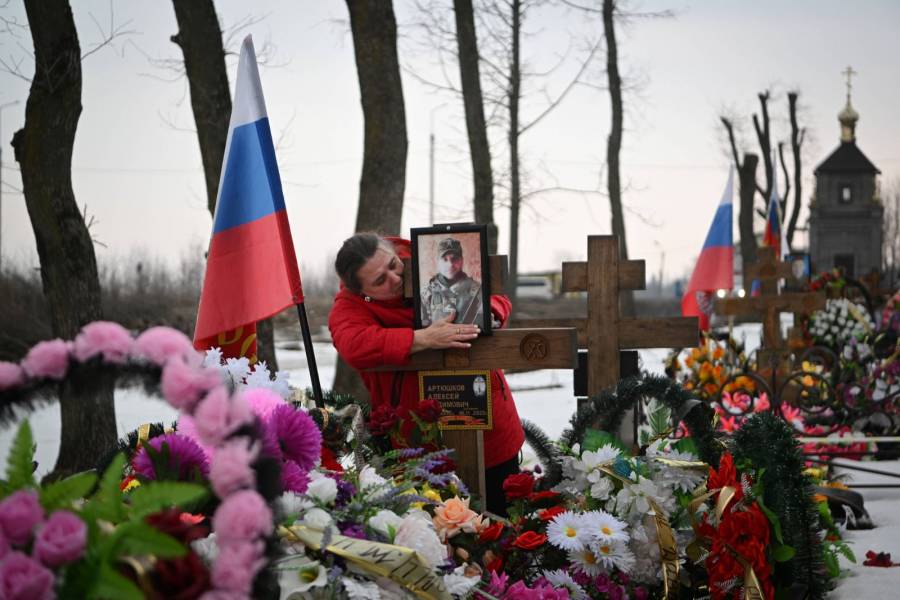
left=647, top=498, right=679, bottom=600
left=649, top=456, right=711, bottom=471
left=137, top=423, right=151, bottom=445
left=280, top=525, right=451, bottom=600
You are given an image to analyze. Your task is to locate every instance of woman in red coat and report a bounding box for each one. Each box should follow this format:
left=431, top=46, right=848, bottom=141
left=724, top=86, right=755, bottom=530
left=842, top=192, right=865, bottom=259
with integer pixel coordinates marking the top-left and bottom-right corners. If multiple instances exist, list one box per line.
left=329, top=233, right=524, bottom=514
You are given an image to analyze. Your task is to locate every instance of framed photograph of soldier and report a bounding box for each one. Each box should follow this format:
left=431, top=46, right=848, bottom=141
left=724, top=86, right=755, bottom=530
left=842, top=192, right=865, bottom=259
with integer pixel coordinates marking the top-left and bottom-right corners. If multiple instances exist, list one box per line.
left=410, top=223, right=492, bottom=335
left=417, top=369, right=493, bottom=430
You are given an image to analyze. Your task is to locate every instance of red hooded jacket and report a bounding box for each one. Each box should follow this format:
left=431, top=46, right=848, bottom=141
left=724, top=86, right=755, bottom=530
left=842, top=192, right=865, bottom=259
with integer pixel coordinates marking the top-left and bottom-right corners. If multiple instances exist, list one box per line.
left=328, top=238, right=524, bottom=468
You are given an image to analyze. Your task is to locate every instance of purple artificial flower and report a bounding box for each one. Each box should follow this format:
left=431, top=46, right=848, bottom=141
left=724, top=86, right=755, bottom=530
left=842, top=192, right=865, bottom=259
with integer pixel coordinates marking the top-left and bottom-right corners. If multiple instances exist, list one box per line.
left=71, top=321, right=133, bottom=364
left=339, top=522, right=367, bottom=539
left=21, top=339, right=70, bottom=380
left=33, top=510, right=87, bottom=567
left=132, top=326, right=196, bottom=366
left=133, top=433, right=210, bottom=481
left=270, top=404, right=322, bottom=471
left=212, top=490, right=273, bottom=544
left=0, top=551, right=55, bottom=600
left=485, top=571, right=509, bottom=597
left=280, top=460, right=310, bottom=494
left=634, top=586, right=650, bottom=600
left=0, top=490, right=44, bottom=546
left=0, top=362, right=25, bottom=392
left=334, top=476, right=356, bottom=508
left=258, top=420, right=283, bottom=461
left=242, top=388, right=285, bottom=422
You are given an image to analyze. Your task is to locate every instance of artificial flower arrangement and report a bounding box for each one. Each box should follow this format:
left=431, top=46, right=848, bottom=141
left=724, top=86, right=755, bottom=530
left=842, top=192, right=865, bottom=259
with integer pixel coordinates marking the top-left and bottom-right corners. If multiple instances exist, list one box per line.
left=665, top=333, right=750, bottom=403
left=807, top=298, right=875, bottom=350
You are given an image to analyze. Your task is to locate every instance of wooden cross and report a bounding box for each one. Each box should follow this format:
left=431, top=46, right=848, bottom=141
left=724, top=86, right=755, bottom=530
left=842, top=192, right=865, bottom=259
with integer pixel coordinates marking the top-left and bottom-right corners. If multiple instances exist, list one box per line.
left=514, top=236, right=699, bottom=444
left=715, top=247, right=825, bottom=350
left=370, top=254, right=578, bottom=503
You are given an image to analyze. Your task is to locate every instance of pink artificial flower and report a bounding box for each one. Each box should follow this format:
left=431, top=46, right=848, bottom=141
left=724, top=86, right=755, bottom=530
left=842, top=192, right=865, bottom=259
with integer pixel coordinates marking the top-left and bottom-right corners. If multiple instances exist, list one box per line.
left=0, top=551, right=55, bottom=600
left=175, top=415, right=215, bottom=460
left=132, top=326, right=195, bottom=366
left=242, top=388, right=285, bottom=422
left=755, top=392, right=771, bottom=412
left=484, top=570, right=509, bottom=597
left=0, top=530, right=9, bottom=560
left=280, top=459, right=310, bottom=494
left=33, top=510, right=87, bottom=567
left=718, top=415, right=738, bottom=433
left=193, top=388, right=254, bottom=448
left=21, top=339, right=70, bottom=380
left=161, top=357, right=222, bottom=412
left=209, top=440, right=259, bottom=499
left=269, top=404, right=322, bottom=471
left=0, top=362, right=25, bottom=391
left=71, top=321, right=133, bottom=364
left=210, top=540, right=266, bottom=594
left=0, top=490, right=44, bottom=546
left=212, top=490, right=273, bottom=544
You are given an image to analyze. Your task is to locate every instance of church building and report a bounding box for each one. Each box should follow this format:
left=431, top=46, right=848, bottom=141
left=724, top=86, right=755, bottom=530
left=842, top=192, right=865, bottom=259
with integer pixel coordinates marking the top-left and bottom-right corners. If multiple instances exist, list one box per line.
left=809, top=69, right=883, bottom=278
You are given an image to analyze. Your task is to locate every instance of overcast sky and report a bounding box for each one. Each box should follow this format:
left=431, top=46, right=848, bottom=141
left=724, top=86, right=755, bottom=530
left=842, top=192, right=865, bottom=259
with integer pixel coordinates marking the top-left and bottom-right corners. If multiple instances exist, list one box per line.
left=1, top=0, right=898, bottom=290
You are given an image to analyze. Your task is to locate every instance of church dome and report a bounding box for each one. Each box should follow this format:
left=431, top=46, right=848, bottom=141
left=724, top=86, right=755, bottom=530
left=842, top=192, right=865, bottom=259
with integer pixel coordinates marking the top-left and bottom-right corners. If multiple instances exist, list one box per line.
left=838, top=98, right=859, bottom=142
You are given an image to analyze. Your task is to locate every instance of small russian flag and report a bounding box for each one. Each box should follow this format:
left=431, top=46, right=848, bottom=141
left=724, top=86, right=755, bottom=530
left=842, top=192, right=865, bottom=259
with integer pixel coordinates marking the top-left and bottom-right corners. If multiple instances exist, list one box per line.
left=193, top=36, right=303, bottom=361
left=681, top=169, right=734, bottom=331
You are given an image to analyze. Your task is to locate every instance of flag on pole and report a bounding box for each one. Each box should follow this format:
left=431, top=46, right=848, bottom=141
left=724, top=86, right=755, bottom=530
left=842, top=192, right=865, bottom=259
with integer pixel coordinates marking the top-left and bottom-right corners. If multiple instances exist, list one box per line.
left=681, top=169, right=734, bottom=331
left=193, top=35, right=303, bottom=360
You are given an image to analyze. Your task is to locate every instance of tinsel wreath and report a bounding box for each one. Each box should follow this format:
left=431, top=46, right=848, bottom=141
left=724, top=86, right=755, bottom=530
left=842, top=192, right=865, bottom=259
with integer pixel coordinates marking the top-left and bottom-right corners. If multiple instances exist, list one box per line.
left=0, top=360, right=163, bottom=428
left=522, top=418, right=563, bottom=484
left=561, top=373, right=720, bottom=466
left=732, top=412, right=828, bottom=600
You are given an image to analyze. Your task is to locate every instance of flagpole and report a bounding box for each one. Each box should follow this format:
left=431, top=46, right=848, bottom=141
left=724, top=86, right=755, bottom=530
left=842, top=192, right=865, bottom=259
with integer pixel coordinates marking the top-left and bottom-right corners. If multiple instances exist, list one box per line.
left=295, top=303, right=324, bottom=407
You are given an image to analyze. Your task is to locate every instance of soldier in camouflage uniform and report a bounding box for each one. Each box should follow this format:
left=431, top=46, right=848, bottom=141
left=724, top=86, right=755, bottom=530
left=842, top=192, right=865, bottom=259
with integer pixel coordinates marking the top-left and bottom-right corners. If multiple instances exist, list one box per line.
left=421, top=237, right=483, bottom=327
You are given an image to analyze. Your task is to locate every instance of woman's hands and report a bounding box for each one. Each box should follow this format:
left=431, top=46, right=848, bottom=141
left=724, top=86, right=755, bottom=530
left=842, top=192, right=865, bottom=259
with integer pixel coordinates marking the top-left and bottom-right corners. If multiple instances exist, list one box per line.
left=411, top=310, right=480, bottom=353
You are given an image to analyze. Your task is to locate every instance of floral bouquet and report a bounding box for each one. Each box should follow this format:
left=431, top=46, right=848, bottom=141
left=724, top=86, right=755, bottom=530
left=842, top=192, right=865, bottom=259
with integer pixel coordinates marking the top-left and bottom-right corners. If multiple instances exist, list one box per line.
left=807, top=298, right=875, bottom=350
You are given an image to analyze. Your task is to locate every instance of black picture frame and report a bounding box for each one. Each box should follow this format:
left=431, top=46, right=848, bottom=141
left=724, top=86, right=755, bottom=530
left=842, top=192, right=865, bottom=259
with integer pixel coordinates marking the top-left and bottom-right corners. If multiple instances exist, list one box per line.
left=410, top=223, right=492, bottom=335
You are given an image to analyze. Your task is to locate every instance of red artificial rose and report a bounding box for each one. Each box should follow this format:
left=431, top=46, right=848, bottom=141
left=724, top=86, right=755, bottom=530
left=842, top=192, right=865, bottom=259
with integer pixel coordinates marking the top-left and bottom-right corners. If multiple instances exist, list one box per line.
left=321, top=446, right=344, bottom=472
left=479, top=522, right=504, bottom=543
left=368, top=405, right=399, bottom=436
left=512, top=531, right=547, bottom=551
left=864, top=550, right=896, bottom=567
left=527, top=490, right=560, bottom=507
left=151, top=551, right=211, bottom=600
left=538, top=506, right=567, bottom=521
left=485, top=555, right=504, bottom=572
left=708, top=453, right=738, bottom=491
left=502, top=472, right=535, bottom=500
left=414, top=399, right=443, bottom=423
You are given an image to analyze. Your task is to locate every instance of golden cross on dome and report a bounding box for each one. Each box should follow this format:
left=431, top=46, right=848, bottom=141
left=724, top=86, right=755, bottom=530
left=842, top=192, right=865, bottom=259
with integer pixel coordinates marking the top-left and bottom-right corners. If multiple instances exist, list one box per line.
left=842, top=65, right=857, bottom=99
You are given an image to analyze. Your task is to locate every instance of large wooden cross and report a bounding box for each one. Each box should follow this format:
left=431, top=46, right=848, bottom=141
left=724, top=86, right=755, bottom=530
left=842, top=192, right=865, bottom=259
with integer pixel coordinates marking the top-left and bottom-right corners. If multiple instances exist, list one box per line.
left=515, top=236, right=699, bottom=444
left=715, top=247, right=825, bottom=350
left=371, top=254, right=578, bottom=503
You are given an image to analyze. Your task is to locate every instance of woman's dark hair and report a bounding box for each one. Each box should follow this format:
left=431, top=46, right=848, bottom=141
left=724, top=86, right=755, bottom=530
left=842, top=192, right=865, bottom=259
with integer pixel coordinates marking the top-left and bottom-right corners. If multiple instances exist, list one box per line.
left=334, top=233, right=390, bottom=293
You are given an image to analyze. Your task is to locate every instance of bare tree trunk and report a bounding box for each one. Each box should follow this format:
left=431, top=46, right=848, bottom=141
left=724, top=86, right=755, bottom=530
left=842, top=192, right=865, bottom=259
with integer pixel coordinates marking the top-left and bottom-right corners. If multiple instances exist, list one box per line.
left=171, top=0, right=277, bottom=369
left=752, top=91, right=772, bottom=209
left=508, top=0, right=522, bottom=309
left=778, top=141, right=791, bottom=232
left=346, top=0, right=408, bottom=235
left=12, top=0, right=116, bottom=478
left=787, top=91, right=804, bottom=250
left=603, top=0, right=634, bottom=315
left=335, top=0, right=409, bottom=400
left=454, top=0, right=497, bottom=254
left=721, top=117, right=759, bottom=275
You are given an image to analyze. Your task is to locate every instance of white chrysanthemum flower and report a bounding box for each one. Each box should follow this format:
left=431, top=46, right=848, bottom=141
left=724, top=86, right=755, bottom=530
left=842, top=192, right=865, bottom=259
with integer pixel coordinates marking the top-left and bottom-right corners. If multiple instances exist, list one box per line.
left=359, top=465, right=389, bottom=492
left=578, top=445, right=621, bottom=477
left=614, top=476, right=661, bottom=518
left=442, top=566, right=481, bottom=597
left=568, top=547, right=605, bottom=576
left=547, top=511, right=589, bottom=551
left=394, top=510, right=447, bottom=568
left=301, top=507, right=333, bottom=531
left=583, top=510, right=629, bottom=543
left=368, top=509, right=404, bottom=540
left=277, top=492, right=313, bottom=519
left=591, top=538, right=636, bottom=573
left=590, top=477, right=614, bottom=500
left=342, top=577, right=382, bottom=600
left=224, top=356, right=251, bottom=383
left=306, top=471, right=338, bottom=504
left=542, top=569, right=588, bottom=600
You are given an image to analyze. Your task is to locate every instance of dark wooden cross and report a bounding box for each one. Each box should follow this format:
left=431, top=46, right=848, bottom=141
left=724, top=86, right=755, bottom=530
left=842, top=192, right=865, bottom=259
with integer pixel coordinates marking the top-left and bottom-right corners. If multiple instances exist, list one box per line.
left=516, top=236, right=698, bottom=394
left=370, top=254, right=578, bottom=503
left=514, top=236, right=699, bottom=444
left=715, top=247, right=825, bottom=350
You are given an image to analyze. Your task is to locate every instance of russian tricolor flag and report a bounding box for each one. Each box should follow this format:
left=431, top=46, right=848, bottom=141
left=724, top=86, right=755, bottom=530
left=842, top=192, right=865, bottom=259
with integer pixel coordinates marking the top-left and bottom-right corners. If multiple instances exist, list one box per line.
left=681, top=169, right=734, bottom=331
left=193, top=36, right=303, bottom=360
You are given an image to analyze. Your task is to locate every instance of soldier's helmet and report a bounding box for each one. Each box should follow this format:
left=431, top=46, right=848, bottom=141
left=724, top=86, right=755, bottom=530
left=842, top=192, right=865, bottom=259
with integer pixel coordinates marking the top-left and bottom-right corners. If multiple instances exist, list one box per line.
left=437, top=237, right=462, bottom=258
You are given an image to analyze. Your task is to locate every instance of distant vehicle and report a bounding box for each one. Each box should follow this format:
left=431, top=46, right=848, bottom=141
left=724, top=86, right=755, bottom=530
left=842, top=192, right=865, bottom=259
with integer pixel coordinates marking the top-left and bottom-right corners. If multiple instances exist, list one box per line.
left=516, top=276, right=554, bottom=299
